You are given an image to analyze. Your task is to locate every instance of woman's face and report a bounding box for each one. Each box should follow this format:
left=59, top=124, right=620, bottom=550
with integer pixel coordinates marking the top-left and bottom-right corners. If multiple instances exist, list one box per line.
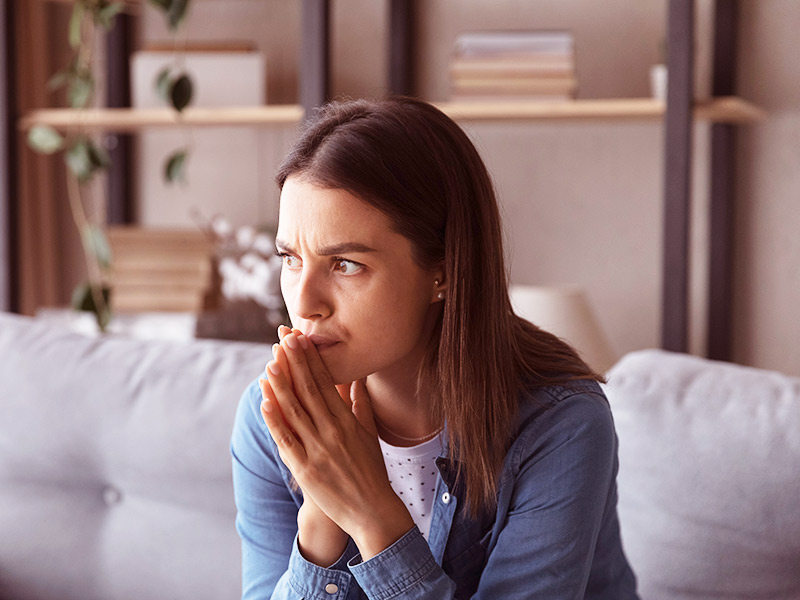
left=276, top=176, right=442, bottom=385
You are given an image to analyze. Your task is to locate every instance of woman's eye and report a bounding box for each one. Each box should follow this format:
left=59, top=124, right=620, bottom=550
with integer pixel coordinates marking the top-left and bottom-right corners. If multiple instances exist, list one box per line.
left=334, top=259, right=363, bottom=275
left=279, top=253, right=300, bottom=268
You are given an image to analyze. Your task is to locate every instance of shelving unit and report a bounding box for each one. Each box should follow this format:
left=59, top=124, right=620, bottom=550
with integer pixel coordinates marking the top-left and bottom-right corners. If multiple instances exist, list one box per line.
left=18, top=96, right=763, bottom=132
left=4, top=0, right=760, bottom=360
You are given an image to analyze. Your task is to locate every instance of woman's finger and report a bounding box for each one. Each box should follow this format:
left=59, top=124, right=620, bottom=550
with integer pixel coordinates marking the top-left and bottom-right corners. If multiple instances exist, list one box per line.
left=291, top=329, right=352, bottom=416
left=264, top=356, right=319, bottom=440
left=259, top=378, right=307, bottom=469
left=351, top=378, right=378, bottom=436
left=281, top=332, right=349, bottom=419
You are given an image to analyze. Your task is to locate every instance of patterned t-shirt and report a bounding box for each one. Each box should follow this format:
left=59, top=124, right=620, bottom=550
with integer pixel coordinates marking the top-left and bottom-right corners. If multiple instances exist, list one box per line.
left=379, top=433, right=444, bottom=541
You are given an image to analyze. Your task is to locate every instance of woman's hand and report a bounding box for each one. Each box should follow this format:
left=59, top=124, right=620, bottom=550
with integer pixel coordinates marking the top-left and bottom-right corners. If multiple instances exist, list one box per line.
left=259, top=328, right=414, bottom=561
left=259, top=327, right=348, bottom=566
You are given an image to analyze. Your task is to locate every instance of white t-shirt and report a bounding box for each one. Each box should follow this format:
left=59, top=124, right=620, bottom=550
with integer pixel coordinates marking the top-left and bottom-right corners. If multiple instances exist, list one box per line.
left=379, top=433, right=444, bottom=541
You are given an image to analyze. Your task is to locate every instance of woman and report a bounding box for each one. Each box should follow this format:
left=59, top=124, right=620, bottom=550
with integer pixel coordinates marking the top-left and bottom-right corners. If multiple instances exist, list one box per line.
left=230, top=96, right=639, bottom=599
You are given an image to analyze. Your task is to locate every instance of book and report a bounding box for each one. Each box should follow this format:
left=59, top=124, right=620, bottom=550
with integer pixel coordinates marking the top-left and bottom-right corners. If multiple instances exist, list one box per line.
left=450, top=57, right=574, bottom=79
left=452, top=76, right=577, bottom=95
left=454, top=30, right=574, bottom=58
left=449, top=30, right=577, bottom=102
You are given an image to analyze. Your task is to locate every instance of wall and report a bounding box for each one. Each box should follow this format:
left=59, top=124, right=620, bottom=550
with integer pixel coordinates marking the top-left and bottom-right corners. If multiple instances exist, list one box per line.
left=130, top=0, right=797, bottom=374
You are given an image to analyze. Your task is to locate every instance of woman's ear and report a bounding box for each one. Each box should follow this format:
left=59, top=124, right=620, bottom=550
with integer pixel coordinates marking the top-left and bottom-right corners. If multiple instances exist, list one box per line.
left=432, top=274, right=446, bottom=303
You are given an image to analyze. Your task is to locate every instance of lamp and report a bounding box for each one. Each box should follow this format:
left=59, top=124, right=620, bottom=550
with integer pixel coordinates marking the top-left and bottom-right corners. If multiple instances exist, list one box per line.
left=509, top=285, right=617, bottom=373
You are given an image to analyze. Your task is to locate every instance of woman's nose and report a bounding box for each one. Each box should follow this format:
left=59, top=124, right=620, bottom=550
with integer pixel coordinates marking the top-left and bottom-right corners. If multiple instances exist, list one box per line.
left=290, top=270, right=332, bottom=321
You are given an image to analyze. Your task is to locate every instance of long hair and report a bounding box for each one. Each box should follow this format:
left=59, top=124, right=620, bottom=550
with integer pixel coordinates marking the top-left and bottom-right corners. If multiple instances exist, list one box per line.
left=277, top=96, right=603, bottom=514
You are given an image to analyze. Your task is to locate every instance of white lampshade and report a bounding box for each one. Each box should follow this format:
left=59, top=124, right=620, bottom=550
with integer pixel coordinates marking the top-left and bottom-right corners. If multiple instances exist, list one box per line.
left=509, top=285, right=617, bottom=373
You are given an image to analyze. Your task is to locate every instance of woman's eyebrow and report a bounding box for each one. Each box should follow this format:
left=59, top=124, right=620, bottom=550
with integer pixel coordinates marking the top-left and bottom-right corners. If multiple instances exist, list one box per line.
left=274, top=239, right=378, bottom=255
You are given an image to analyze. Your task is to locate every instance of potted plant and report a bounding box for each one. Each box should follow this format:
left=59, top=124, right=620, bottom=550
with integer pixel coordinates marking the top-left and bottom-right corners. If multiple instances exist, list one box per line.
left=26, top=0, right=194, bottom=331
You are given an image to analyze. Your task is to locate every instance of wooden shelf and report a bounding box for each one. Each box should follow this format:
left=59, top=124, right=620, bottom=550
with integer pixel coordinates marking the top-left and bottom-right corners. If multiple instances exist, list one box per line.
left=19, top=96, right=763, bottom=133
left=19, top=104, right=305, bottom=132
left=436, top=96, right=765, bottom=123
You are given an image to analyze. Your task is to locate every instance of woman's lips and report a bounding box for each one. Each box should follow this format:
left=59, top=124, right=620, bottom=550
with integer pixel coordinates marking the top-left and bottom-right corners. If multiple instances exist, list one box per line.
left=307, top=334, right=340, bottom=352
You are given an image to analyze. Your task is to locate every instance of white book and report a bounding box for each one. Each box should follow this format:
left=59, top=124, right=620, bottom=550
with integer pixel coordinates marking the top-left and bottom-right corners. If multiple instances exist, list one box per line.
left=454, top=30, right=574, bottom=58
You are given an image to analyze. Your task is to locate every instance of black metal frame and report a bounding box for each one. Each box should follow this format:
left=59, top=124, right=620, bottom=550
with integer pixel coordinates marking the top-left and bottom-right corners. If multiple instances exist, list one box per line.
left=300, top=0, right=330, bottom=117
left=661, top=0, right=739, bottom=358
left=0, top=0, right=17, bottom=312
left=105, top=12, right=135, bottom=224
left=662, top=0, right=695, bottom=352
left=707, top=0, right=738, bottom=360
left=389, top=0, right=415, bottom=96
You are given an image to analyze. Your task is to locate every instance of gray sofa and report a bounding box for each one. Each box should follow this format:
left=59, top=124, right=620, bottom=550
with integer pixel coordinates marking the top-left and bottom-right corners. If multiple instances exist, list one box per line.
left=1, top=311, right=798, bottom=599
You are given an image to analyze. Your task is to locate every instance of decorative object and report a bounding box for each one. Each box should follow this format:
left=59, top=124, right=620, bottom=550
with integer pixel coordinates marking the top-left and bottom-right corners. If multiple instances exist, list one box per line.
left=650, top=36, right=668, bottom=102
left=202, top=213, right=286, bottom=327
left=130, top=47, right=266, bottom=228
left=650, top=63, right=668, bottom=101
left=509, top=284, right=616, bottom=373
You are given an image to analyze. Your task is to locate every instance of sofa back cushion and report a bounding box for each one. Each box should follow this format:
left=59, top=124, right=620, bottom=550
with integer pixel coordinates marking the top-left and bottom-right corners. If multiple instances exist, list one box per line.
left=0, top=312, right=270, bottom=600
left=605, top=350, right=800, bottom=600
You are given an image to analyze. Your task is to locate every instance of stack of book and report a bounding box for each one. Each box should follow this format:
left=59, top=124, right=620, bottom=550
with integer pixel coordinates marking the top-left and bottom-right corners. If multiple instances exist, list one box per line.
left=107, top=227, right=218, bottom=313
left=449, top=31, right=577, bottom=102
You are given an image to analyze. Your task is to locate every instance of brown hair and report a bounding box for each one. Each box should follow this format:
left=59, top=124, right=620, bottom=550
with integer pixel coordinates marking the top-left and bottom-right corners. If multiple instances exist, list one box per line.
left=277, top=96, right=603, bottom=514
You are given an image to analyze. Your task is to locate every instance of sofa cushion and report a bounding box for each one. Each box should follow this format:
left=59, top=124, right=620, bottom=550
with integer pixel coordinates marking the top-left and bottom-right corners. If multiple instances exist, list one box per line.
left=0, top=312, right=271, bottom=600
left=605, top=350, right=800, bottom=600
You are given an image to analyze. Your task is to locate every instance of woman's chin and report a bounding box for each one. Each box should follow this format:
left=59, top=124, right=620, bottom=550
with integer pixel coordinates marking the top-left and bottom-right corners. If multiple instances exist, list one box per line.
left=323, top=359, right=371, bottom=387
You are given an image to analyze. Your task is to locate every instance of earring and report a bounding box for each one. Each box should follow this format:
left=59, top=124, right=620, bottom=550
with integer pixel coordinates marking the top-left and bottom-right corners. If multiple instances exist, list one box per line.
left=437, top=292, right=445, bottom=300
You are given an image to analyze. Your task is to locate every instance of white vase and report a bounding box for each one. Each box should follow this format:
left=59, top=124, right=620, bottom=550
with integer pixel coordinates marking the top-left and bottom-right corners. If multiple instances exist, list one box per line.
left=650, top=64, right=668, bottom=102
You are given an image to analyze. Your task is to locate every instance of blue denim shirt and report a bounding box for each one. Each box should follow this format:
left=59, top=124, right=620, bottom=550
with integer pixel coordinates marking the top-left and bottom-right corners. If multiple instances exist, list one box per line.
left=231, top=375, right=639, bottom=599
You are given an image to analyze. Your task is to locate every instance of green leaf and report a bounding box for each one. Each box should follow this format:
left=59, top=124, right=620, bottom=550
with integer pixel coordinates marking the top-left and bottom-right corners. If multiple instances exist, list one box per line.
left=155, top=67, right=173, bottom=103
left=88, top=140, right=111, bottom=169
left=67, top=73, right=94, bottom=109
left=95, top=2, right=125, bottom=29
left=69, top=2, right=85, bottom=50
left=164, top=149, right=188, bottom=183
left=81, top=225, right=113, bottom=269
left=168, top=0, right=190, bottom=31
left=27, top=125, right=64, bottom=155
left=65, top=139, right=95, bottom=181
left=170, top=74, right=192, bottom=112
left=47, top=68, right=71, bottom=92
left=71, top=281, right=112, bottom=331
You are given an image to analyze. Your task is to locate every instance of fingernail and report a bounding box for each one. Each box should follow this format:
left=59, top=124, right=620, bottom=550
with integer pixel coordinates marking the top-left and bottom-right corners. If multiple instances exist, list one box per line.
left=261, top=399, right=272, bottom=413
left=285, top=334, right=298, bottom=349
left=267, top=361, right=281, bottom=376
left=298, top=334, right=309, bottom=349
left=272, top=343, right=280, bottom=359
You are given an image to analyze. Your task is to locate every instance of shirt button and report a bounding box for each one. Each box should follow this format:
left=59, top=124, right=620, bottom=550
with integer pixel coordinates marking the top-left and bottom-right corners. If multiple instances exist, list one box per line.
left=325, top=583, right=339, bottom=594
left=441, top=492, right=451, bottom=504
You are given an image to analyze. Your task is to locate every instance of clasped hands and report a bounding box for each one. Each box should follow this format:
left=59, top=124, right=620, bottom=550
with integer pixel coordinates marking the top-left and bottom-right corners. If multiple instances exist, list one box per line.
left=259, top=326, right=414, bottom=564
